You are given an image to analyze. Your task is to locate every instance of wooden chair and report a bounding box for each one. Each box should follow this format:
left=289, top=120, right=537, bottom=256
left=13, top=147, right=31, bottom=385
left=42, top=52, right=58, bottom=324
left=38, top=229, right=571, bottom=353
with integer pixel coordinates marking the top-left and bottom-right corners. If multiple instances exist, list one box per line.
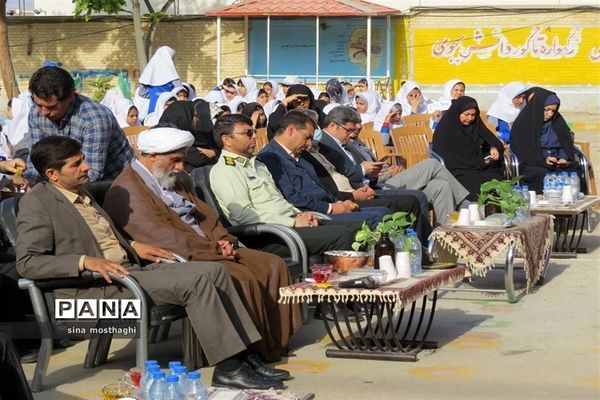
left=123, top=125, right=149, bottom=155
left=402, top=114, right=432, bottom=128
left=574, top=140, right=597, bottom=196
left=390, top=132, right=431, bottom=168
left=253, top=127, right=269, bottom=154
left=479, top=111, right=497, bottom=134
left=362, top=121, right=374, bottom=132
left=392, top=125, right=433, bottom=141
left=359, top=128, right=405, bottom=166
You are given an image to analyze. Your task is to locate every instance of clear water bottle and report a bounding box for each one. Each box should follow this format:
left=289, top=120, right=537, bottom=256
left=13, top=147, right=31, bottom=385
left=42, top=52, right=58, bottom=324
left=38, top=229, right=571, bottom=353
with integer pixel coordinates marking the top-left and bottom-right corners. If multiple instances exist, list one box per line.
left=569, top=172, right=580, bottom=201
left=543, top=173, right=552, bottom=201
left=520, top=185, right=531, bottom=219
left=140, top=363, right=161, bottom=400
left=164, top=375, right=184, bottom=400
left=149, top=371, right=166, bottom=400
left=168, top=361, right=182, bottom=375
left=185, top=371, right=209, bottom=400
left=405, top=228, right=422, bottom=276
left=173, top=365, right=188, bottom=393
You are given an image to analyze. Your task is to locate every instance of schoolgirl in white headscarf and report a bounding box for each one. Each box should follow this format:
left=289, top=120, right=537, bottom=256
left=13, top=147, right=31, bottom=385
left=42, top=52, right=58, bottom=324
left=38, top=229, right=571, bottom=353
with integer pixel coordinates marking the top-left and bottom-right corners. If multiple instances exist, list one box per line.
left=487, top=81, right=528, bottom=143
left=143, top=92, right=177, bottom=126
left=395, top=80, right=432, bottom=115
left=353, top=90, right=381, bottom=123
left=237, top=77, right=259, bottom=102
left=113, top=98, right=140, bottom=128
left=7, top=93, right=33, bottom=148
left=134, top=46, right=181, bottom=119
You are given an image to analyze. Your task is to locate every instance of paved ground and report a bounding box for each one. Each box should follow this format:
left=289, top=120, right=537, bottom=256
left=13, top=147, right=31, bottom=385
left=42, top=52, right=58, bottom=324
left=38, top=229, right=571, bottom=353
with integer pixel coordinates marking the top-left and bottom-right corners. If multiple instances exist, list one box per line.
left=23, top=132, right=600, bottom=399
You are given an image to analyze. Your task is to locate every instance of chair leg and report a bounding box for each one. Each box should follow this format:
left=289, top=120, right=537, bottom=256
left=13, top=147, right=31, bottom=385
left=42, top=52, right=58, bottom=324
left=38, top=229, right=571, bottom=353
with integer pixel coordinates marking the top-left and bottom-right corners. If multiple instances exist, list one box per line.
left=30, top=338, right=53, bottom=392
left=95, top=334, right=112, bottom=365
left=157, top=323, right=171, bottom=342
left=84, top=335, right=102, bottom=368
left=148, top=326, right=159, bottom=344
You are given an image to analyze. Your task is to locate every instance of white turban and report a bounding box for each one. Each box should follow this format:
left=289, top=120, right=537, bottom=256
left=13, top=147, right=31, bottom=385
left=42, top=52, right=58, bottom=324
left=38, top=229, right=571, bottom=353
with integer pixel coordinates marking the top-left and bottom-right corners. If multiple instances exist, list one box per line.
left=137, top=127, right=194, bottom=154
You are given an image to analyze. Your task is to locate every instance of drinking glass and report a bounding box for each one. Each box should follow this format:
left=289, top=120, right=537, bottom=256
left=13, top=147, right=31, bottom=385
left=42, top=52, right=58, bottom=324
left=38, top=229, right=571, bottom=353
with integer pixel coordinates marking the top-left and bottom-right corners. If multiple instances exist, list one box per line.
left=311, top=264, right=333, bottom=288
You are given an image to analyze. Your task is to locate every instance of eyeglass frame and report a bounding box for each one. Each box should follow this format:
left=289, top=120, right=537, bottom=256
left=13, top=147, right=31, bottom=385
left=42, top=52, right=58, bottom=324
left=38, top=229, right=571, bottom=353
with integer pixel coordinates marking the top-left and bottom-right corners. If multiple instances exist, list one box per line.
left=334, top=122, right=361, bottom=135
left=231, top=128, right=257, bottom=138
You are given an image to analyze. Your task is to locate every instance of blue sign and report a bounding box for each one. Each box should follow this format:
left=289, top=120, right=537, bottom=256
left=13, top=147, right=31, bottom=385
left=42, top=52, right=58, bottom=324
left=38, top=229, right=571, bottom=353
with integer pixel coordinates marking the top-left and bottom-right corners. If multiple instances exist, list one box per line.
left=249, top=17, right=392, bottom=79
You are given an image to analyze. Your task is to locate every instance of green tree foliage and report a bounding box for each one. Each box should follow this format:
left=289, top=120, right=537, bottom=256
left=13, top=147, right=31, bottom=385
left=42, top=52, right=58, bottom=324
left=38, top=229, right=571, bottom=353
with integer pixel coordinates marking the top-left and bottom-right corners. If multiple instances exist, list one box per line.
left=73, top=0, right=126, bottom=21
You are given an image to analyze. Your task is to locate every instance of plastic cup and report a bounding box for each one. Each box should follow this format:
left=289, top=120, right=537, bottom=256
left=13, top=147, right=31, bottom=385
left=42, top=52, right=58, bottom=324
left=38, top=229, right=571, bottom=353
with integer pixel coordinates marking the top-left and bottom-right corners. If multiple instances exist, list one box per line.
left=395, top=252, right=411, bottom=278
left=468, top=203, right=481, bottom=222
left=457, top=208, right=470, bottom=225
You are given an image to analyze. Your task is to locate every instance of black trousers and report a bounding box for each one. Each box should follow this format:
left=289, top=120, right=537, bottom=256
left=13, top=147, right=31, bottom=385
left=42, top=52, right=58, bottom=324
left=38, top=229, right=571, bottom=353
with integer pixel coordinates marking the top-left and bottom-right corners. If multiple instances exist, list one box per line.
left=243, top=219, right=362, bottom=258
left=0, top=333, right=34, bottom=400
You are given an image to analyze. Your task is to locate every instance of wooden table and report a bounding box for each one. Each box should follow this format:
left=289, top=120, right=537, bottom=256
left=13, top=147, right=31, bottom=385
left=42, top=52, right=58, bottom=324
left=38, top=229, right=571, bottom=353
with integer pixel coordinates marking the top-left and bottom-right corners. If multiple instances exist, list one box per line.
left=428, top=215, right=553, bottom=303
left=279, top=267, right=467, bottom=361
left=530, top=195, right=600, bottom=258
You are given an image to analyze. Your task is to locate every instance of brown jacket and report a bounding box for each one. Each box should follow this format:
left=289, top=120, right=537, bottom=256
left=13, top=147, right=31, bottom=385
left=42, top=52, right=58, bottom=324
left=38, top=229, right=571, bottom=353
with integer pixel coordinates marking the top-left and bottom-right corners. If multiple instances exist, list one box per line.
left=103, top=166, right=236, bottom=261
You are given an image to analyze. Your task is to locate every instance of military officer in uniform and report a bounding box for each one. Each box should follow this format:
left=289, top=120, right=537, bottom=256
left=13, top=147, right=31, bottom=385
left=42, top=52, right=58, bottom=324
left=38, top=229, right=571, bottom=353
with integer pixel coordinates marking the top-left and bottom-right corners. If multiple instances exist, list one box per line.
left=210, top=113, right=361, bottom=257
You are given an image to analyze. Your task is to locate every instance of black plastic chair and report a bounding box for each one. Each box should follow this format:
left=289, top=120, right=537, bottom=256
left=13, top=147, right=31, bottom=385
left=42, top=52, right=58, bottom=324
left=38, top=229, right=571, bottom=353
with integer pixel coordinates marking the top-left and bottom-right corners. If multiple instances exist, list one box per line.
left=0, top=196, right=187, bottom=392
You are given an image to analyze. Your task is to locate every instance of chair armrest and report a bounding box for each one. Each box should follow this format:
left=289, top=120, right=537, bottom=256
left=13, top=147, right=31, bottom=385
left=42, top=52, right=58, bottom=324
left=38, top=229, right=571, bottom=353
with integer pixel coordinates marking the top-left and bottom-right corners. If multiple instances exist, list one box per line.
left=428, top=148, right=445, bottom=167
left=227, top=223, right=308, bottom=279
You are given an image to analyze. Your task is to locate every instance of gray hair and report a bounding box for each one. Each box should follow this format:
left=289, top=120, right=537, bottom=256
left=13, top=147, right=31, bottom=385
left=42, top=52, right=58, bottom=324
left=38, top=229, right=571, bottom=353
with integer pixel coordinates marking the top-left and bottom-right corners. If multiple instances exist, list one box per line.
left=324, top=105, right=361, bottom=127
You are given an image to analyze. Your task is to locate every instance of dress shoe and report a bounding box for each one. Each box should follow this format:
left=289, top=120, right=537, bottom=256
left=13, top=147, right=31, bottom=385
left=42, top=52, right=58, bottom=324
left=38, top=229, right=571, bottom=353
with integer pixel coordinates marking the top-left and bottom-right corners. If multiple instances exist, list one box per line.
left=314, top=303, right=364, bottom=322
left=212, top=363, right=284, bottom=390
left=20, top=350, right=38, bottom=364
left=245, top=353, right=291, bottom=381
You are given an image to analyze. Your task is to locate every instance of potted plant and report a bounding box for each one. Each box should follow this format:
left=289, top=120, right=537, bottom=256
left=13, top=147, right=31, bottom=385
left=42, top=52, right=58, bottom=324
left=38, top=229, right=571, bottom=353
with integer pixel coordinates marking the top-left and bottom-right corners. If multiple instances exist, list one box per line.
left=351, top=212, right=415, bottom=252
left=477, top=177, right=526, bottom=219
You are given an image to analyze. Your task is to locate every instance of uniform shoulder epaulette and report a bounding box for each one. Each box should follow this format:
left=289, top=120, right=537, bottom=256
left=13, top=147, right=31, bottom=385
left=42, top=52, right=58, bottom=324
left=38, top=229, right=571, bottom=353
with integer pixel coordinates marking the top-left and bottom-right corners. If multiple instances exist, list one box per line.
left=224, top=156, right=236, bottom=166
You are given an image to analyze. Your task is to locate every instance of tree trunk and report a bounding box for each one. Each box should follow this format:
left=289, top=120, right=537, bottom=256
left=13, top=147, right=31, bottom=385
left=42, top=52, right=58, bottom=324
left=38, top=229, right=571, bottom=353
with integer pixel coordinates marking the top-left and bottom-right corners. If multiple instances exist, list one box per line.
left=144, top=0, right=174, bottom=61
left=0, top=1, right=19, bottom=98
left=131, top=0, right=147, bottom=73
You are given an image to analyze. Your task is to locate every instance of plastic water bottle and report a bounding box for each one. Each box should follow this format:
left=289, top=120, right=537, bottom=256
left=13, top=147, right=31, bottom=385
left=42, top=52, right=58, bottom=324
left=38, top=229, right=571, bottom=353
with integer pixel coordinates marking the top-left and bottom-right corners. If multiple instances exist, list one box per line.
left=405, top=228, right=422, bottom=276
left=520, top=185, right=531, bottom=219
left=164, top=375, right=184, bottom=400
left=140, top=363, right=161, bottom=400
left=543, top=173, right=552, bottom=201
left=149, top=371, right=166, bottom=400
left=168, top=361, right=182, bottom=375
left=173, top=365, right=188, bottom=393
left=185, top=371, right=209, bottom=400
left=569, top=172, right=580, bottom=201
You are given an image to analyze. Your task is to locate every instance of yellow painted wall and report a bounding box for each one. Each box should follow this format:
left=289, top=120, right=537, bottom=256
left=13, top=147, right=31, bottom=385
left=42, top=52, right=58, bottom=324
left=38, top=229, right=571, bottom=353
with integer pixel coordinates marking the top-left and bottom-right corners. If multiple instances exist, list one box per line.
left=400, top=10, right=599, bottom=85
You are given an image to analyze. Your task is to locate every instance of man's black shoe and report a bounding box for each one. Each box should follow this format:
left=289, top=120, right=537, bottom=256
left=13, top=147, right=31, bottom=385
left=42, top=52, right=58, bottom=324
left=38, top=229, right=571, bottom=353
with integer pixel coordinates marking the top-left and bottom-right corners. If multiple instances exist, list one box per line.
left=245, top=353, right=291, bottom=381
left=20, top=350, right=38, bottom=364
left=314, top=303, right=364, bottom=322
left=212, top=364, right=284, bottom=390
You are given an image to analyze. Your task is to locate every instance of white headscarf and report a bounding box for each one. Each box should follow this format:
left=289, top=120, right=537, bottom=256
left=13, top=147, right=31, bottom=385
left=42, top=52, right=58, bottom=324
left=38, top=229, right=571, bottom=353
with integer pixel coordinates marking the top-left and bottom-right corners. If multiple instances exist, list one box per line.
left=373, top=101, right=403, bottom=132
left=239, top=77, right=259, bottom=102
left=113, top=98, right=138, bottom=128
left=7, top=93, right=33, bottom=146
left=137, top=127, right=194, bottom=154
left=263, top=99, right=280, bottom=119
left=439, top=79, right=464, bottom=102
left=395, top=80, right=430, bottom=115
left=100, top=88, right=125, bottom=111
left=228, top=96, right=246, bottom=114
left=143, top=92, right=176, bottom=126
left=487, top=81, right=529, bottom=123
left=139, top=46, right=180, bottom=86
left=267, top=80, right=279, bottom=100
left=323, top=103, right=341, bottom=115
left=354, top=91, right=381, bottom=123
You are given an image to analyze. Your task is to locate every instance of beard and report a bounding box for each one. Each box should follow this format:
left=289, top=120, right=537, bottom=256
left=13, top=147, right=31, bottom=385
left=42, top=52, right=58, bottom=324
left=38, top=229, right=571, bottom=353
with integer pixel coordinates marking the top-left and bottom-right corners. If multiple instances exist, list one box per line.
left=152, top=167, right=178, bottom=190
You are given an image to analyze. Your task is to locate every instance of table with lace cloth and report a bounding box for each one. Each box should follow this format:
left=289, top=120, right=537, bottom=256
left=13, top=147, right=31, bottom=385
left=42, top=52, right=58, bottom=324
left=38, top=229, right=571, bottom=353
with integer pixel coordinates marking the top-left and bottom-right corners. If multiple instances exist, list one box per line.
left=279, top=266, right=467, bottom=361
left=428, top=214, right=553, bottom=302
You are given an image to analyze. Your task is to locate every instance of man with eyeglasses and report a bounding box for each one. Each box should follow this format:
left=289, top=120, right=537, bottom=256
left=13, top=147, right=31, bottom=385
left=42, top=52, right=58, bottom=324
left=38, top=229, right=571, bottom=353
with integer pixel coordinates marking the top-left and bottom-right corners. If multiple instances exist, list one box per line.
left=209, top=114, right=361, bottom=258
left=317, top=106, right=469, bottom=225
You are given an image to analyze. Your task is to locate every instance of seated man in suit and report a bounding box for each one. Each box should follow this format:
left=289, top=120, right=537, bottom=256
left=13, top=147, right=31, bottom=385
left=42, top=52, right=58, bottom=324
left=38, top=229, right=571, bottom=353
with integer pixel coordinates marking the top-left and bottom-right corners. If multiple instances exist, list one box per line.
left=209, top=113, right=360, bottom=257
left=257, top=110, right=430, bottom=242
left=17, top=136, right=286, bottom=390
left=318, top=106, right=469, bottom=224
left=103, top=126, right=301, bottom=365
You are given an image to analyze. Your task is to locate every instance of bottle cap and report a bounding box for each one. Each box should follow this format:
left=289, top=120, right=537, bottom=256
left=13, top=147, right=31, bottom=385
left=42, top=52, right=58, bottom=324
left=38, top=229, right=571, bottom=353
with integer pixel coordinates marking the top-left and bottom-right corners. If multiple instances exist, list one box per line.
left=174, top=366, right=187, bottom=374
left=166, top=374, right=179, bottom=383
left=406, top=228, right=416, bottom=236
left=144, top=360, right=158, bottom=367
left=522, top=185, right=529, bottom=190
left=187, top=371, right=201, bottom=379
left=147, top=364, right=161, bottom=372
left=152, top=371, right=166, bottom=379
left=168, top=361, right=182, bottom=369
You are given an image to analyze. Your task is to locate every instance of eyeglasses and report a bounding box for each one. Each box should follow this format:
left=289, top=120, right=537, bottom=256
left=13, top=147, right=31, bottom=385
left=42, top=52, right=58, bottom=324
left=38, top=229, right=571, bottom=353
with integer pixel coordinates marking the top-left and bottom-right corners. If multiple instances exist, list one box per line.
left=232, top=128, right=257, bottom=138
left=335, top=123, right=361, bottom=135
